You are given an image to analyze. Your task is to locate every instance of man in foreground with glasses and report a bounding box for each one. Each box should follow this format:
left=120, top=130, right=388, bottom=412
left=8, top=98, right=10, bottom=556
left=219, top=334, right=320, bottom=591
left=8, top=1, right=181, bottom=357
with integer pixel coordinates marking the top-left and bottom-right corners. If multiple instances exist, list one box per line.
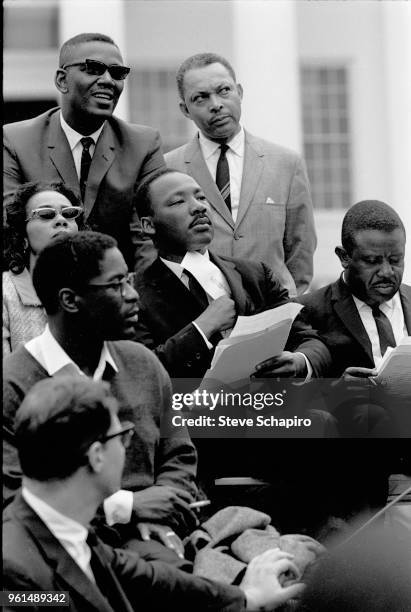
left=3, top=376, right=303, bottom=611
left=3, top=32, right=165, bottom=271
left=3, top=231, right=199, bottom=567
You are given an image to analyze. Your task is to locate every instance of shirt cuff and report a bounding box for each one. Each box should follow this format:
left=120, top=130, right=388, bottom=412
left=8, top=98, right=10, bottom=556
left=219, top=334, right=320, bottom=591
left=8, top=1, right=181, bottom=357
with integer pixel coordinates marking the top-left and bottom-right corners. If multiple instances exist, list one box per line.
left=192, top=321, right=214, bottom=350
left=103, top=489, right=134, bottom=525
left=295, top=352, right=313, bottom=382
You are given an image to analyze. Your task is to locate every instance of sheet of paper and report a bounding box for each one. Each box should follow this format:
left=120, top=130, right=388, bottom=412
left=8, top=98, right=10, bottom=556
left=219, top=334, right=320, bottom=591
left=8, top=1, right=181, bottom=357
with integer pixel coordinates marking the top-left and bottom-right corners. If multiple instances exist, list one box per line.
left=230, top=303, right=303, bottom=338
left=204, top=318, right=293, bottom=384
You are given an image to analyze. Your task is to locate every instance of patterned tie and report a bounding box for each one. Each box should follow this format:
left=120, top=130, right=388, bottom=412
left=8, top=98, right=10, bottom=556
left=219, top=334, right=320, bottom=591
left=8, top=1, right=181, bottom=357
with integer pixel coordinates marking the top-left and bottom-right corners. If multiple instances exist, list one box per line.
left=80, top=137, right=94, bottom=201
left=372, top=305, right=396, bottom=356
left=215, top=143, right=231, bottom=212
left=184, top=269, right=209, bottom=309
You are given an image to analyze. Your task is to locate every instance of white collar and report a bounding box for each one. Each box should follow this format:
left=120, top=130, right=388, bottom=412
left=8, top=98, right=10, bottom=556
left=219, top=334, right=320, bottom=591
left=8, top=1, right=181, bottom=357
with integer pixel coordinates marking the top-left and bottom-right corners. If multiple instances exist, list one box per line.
left=351, top=292, right=398, bottom=315
left=198, top=126, right=245, bottom=161
left=60, top=112, right=105, bottom=152
left=22, top=486, right=88, bottom=543
left=160, top=250, right=210, bottom=278
left=25, top=325, right=118, bottom=379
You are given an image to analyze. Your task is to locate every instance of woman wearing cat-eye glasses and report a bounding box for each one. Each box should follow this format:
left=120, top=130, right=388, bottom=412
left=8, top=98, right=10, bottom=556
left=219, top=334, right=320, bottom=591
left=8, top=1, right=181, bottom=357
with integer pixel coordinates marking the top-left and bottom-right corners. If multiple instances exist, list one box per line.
left=3, top=181, right=86, bottom=353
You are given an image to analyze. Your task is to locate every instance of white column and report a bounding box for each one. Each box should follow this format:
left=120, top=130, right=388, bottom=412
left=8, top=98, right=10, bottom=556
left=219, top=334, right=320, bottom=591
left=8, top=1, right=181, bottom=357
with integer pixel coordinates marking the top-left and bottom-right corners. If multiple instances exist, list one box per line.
left=381, top=2, right=411, bottom=284
left=58, top=0, right=129, bottom=120
left=232, top=0, right=302, bottom=152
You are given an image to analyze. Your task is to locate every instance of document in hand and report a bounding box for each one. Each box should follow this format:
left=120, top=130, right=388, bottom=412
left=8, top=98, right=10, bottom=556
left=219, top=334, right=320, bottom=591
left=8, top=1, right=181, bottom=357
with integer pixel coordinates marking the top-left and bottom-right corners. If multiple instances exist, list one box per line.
left=202, top=303, right=303, bottom=384
left=375, top=336, right=411, bottom=386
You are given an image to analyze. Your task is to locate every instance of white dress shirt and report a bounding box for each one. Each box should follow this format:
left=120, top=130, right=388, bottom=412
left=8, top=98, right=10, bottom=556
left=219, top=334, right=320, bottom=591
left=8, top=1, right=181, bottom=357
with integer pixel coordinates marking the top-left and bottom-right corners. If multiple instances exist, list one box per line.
left=351, top=292, right=407, bottom=368
left=60, top=112, right=105, bottom=179
left=198, top=126, right=245, bottom=222
left=22, top=487, right=95, bottom=582
left=24, top=326, right=133, bottom=526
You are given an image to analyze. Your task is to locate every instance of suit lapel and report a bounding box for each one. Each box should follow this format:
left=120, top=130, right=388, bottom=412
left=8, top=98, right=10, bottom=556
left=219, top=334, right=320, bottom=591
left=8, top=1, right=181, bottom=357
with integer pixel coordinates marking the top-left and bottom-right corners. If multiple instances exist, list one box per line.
left=235, top=132, right=264, bottom=229
left=209, top=252, right=249, bottom=315
left=47, top=113, right=79, bottom=188
left=400, top=284, right=411, bottom=334
left=12, top=495, right=114, bottom=612
left=84, top=123, right=116, bottom=218
left=332, top=278, right=374, bottom=363
left=183, top=136, right=234, bottom=228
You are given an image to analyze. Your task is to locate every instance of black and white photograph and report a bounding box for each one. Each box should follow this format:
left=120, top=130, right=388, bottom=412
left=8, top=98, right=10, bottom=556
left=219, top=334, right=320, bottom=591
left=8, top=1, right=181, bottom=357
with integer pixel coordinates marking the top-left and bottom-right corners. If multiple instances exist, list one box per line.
left=3, top=1, right=411, bottom=610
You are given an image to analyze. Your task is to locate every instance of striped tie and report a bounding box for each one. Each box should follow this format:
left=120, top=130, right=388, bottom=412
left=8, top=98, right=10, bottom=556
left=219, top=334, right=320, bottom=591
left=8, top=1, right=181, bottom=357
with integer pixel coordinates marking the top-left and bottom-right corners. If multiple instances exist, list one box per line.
left=216, top=143, right=231, bottom=212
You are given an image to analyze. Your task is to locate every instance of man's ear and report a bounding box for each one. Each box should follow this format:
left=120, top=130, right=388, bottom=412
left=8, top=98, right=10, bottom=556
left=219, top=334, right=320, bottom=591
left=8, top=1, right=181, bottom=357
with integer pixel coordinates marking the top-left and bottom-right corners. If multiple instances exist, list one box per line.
left=141, top=216, right=156, bottom=237
left=237, top=83, right=243, bottom=100
left=179, top=101, right=191, bottom=119
left=59, top=287, right=81, bottom=313
left=87, top=442, right=105, bottom=474
left=335, top=246, right=350, bottom=268
left=55, top=69, right=68, bottom=94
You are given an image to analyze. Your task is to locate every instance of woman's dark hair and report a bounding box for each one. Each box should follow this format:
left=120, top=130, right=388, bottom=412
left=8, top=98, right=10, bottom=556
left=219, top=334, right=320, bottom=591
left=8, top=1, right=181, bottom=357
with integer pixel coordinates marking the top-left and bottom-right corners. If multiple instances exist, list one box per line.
left=4, top=181, right=85, bottom=275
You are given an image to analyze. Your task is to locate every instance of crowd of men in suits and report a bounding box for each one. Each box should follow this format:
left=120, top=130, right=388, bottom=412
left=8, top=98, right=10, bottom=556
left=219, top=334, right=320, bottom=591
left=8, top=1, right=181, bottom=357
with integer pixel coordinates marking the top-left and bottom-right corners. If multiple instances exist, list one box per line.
left=3, top=31, right=410, bottom=609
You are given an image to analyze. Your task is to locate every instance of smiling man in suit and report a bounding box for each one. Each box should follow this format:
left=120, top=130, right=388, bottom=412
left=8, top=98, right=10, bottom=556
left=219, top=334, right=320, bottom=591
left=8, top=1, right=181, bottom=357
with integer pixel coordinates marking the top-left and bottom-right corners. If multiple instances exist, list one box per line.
left=3, top=32, right=165, bottom=270
left=133, top=168, right=330, bottom=380
left=298, top=200, right=410, bottom=378
left=3, top=376, right=303, bottom=612
left=165, top=53, right=316, bottom=296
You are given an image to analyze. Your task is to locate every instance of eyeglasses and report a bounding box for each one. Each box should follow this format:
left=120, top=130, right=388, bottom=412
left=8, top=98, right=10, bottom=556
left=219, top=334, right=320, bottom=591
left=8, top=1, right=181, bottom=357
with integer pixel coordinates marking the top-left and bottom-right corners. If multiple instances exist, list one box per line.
left=26, top=206, right=83, bottom=223
left=99, top=421, right=135, bottom=448
left=62, top=59, right=131, bottom=81
left=86, top=272, right=136, bottom=298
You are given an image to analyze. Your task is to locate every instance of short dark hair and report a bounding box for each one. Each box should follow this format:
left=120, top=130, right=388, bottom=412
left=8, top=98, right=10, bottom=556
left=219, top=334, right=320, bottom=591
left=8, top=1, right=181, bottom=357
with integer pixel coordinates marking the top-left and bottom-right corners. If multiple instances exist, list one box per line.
left=4, top=181, right=85, bottom=275
left=32, top=231, right=117, bottom=315
left=59, top=33, right=118, bottom=67
left=176, top=53, right=237, bottom=101
left=342, top=200, right=406, bottom=254
left=134, top=168, right=184, bottom=218
left=16, top=377, right=116, bottom=481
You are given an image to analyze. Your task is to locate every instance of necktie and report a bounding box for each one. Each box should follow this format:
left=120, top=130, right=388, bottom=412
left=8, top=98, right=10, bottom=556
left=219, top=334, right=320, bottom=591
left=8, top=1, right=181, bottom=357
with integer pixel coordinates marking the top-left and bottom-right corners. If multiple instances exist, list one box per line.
left=80, top=137, right=94, bottom=201
left=184, top=269, right=209, bottom=309
left=215, top=143, right=231, bottom=212
left=372, top=305, right=396, bottom=356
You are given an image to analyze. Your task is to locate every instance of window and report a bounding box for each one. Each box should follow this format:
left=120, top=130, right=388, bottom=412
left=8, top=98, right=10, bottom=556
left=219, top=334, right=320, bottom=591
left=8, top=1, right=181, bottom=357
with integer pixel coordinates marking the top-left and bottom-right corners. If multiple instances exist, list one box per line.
left=301, top=66, right=352, bottom=210
left=128, top=69, right=192, bottom=153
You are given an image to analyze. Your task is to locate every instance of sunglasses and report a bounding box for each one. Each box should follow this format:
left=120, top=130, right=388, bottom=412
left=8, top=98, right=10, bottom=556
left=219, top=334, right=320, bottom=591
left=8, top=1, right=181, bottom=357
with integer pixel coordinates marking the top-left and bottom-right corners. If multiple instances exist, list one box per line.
left=26, top=206, right=83, bottom=222
left=99, top=421, right=135, bottom=448
left=62, top=59, right=130, bottom=81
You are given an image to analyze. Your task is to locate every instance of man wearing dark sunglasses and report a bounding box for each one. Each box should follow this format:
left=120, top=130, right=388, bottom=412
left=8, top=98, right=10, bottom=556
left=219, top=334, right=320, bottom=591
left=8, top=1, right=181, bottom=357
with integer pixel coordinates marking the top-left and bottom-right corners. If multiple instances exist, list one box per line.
left=4, top=32, right=165, bottom=272
left=4, top=377, right=303, bottom=611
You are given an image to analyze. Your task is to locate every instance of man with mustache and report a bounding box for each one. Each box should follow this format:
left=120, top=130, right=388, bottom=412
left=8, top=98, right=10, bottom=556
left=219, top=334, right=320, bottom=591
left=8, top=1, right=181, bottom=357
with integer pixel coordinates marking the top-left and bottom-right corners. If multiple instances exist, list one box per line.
left=165, top=53, right=316, bottom=297
left=3, top=32, right=165, bottom=270
left=298, top=200, right=410, bottom=377
left=133, top=168, right=330, bottom=381
left=3, top=231, right=198, bottom=566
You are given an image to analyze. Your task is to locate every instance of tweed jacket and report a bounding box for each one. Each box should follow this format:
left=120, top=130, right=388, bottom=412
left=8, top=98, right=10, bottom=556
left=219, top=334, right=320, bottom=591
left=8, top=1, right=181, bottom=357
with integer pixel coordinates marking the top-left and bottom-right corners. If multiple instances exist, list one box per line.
left=2, top=270, right=46, bottom=356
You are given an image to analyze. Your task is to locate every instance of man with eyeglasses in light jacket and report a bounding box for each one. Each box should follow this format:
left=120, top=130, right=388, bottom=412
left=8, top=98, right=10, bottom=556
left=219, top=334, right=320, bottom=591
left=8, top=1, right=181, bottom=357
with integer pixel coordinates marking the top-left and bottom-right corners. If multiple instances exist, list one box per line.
left=3, top=32, right=165, bottom=272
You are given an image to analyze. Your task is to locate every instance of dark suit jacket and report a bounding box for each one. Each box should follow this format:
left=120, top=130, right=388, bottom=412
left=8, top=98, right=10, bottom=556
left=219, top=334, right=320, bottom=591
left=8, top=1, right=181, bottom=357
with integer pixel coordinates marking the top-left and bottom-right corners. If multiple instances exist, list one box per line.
left=135, top=252, right=331, bottom=378
left=3, top=107, right=165, bottom=269
left=298, top=279, right=411, bottom=377
left=165, top=132, right=316, bottom=296
left=3, top=494, right=246, bottom=612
